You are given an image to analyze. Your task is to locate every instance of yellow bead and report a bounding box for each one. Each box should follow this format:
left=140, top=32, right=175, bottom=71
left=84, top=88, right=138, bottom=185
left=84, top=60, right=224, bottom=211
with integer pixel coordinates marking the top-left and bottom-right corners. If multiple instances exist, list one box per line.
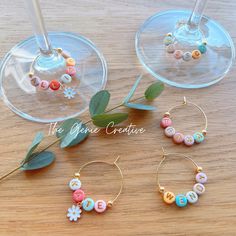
left=202, top=130, right=207, bottom=136
left=163, top=191, right=176, bottom=204
left=164, top=112, right=170, bottom=117
left=192, top=50, right=201, bottom=59
left=66, top=57, right=76, bottom=66
left=159, top=186, right=165, bottom=193
left=107, top=201, right=113, bottom=208
left=57, top=48, right=63, bottom=53
left=74, top=173, right=80, bottom=178
left=197, top=166, right=203, bottom=173
left=28, top=72, right=34, bottom=78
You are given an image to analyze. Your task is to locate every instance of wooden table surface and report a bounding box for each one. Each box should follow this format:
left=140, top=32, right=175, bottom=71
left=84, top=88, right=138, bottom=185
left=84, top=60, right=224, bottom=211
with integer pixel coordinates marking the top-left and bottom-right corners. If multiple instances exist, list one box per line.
left=0, top=0, right=236, bottom=235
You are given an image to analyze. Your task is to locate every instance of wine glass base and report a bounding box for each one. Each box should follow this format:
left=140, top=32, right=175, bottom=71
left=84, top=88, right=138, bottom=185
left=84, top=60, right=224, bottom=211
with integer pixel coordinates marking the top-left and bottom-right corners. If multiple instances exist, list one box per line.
left=0, top=32, right=107, bottom=123
left=136, top=10, right=235, bottom=89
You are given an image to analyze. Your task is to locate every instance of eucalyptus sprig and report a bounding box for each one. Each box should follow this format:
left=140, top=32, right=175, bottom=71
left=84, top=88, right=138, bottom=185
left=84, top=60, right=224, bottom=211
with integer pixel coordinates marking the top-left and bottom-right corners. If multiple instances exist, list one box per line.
left=0, top=75, right=164, bottom=181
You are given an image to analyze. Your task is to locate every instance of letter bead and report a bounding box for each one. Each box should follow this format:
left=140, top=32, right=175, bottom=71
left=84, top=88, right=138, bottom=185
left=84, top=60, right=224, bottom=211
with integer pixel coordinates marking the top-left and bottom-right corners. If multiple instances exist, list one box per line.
left=193, top=132, right=205, bottom=143
left=66, top=57, right=76, bottom=66
left=60, top=74, right=72, bottom=84
left=174, top=50, right=183, bottom=59
left=39, top=80, right=49, bottom=90
left=163, top=191, right=176, bottom=204
left=166, top=44, right=175, bottom=53
left=160, top=117, right=172, bottom=128
left=193, top=183, right=205, bottom=195
left=94, top=200, right=107, bottom=213
left=192, top=50, right=201, bottom=59
left=175, top=194, right=188, bottom=207
left=69, top=178, right=81, bottom=191
left=72, top=189, right=85, bottom=203
left=49, top=80, right=61, bottom=91
left=186, top=191, right=198, bottom=204
left=163, top=36, right=174, bottom=46
left=182, top=52, right=192, bottom=61
left=82, top=198, right=95, bottom=212
left=173, top=132, right=184, bottom=144
left=195, top=172, right=207, bottom=184
left=164, top=126, right=176, bottom=138
left=30, top=76, right=41, bottom=87
left=198, top=44, right=207, bottom=54
left=66, top=66, right=76, bottom=76
left=184, top=135, right=195, bottom=146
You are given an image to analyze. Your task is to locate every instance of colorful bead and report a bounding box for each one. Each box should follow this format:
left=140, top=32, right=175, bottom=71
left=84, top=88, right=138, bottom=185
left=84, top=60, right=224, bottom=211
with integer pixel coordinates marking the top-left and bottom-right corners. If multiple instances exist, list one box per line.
left=182, top=52, right=192, bottom=61
left=173, top=132, right=184, bottom=144
left=39, top=80, right=49, bottom=90
left=30, top=76, right=41, bottom=87
left=186, top=191, right=198, bottom=204
left=66, top=66, right=76, bottom=76
left=67, top=205, right=82, bottom=222
left=175, top=194, right=188, bottom=207
left=69, top=178, right=81, bottom=191
left=166, top=44, right=175, bottom=53
left=82, top=198, right=95, bottom=212
left=196, top=172, right=207, bottom=184
left=49, top=80, right=61, bottom=91
left=164, top=126, right=176, bottom=138
left=198, top=44, right=207, bottom=54
left=184, top=135, right=195, bottom=146
left=94, top=200, right=107, bottom=213
left=66, top=57, right=76, bottom=66
left=193, top=183, right=205, bottom=195
left=72, top=189, right=85, bottom=203
left=163, top=36, right=174, bottom=46
left=60, top=74, right=72, bottom=84
left=160, top=117, right=172, bottom=128
left=163, top=191, right=176, bottom=204
left=192, top=50, right=201, bottom=59
left=193, top=132, right=205, bottom=143
left=174, top=50, right=183, bottom=59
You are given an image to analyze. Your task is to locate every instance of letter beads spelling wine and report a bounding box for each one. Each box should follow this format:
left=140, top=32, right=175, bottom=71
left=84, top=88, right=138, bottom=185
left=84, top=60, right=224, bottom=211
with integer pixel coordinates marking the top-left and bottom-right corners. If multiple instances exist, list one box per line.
left=160, top=97, right=208, bottom=147
left=156, top=148, right=207, bottom=208
left=67, top=157, right=123, bottom=222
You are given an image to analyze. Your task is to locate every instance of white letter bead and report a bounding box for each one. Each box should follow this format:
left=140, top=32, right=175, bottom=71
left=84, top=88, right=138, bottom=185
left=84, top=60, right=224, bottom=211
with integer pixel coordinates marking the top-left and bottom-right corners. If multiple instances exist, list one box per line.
left=186, top=191, right=198, bottom=204
left=196, top=172, right=207, bottom=184
left=69, top=178, right=81, bottom=191
left=164, top=126, right=176, bottom=138
left=193, top=183, right=205, bottom=195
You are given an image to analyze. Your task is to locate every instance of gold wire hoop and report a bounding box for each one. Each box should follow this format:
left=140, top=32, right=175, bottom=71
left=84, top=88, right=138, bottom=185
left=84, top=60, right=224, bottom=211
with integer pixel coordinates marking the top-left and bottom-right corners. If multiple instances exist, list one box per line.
left=156, top=148, right=202, bottom=193
left=75, top=156, right=123, bottom=206
left=166, top=96, right=208, bottom=133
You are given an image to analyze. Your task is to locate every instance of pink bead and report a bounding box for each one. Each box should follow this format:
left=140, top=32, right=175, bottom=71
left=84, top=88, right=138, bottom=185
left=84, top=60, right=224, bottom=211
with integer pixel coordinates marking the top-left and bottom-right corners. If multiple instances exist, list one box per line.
left=94, top=200, right=107, bottom=213
left=173, top=132, right=184, bottom=144
left=196, top=172, right=207, bottom=184
left=174, top=50, right=183, bottom=59
left=72, top=189, right=85, bottom=203
left=164, top=126, right=176, bottom=138
left=39, top=80, right=49, bottom=90
left=160, top=117, right=172, bottom=128
left=66, top=66, right=76, bottom=76
left=184, top=135, right=195, bottom=146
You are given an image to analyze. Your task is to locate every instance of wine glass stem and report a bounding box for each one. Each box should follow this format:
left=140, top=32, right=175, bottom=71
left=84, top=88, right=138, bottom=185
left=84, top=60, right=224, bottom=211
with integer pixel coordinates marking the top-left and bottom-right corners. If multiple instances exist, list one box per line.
left=24, top=0, right=53, bottom=55
left=188, top=0, right=208, bottom=30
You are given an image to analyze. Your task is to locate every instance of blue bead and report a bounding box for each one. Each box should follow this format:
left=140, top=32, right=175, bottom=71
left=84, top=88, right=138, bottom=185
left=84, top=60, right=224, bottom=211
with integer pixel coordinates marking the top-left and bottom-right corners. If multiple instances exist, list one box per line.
left=163, top=36, right=174, bottom=46
left=175, top=194, right=188, bottom=207
left=82, top=198, right=95, bottom=211
left=198, top=44, right=207, bottom=54
left=193, top=132, right=205, bottom=143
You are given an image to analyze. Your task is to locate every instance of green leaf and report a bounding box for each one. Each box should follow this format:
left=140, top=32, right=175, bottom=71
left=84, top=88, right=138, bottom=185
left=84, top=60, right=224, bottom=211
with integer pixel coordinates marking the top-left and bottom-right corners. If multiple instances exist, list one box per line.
left=22, top=132, right=44, bottom=164
left=123, top=75, right=143, bottom=103
left=92, top=113, right=128, bottom=127
left=124, top=103, right=156, bottom=111
left=56, top=118, right=89, bottom=148
left=89, top=90, right=110, bottom=117
left=21, top=151, right=55, bottom=171
left=145, top=81, right=164, bottom=101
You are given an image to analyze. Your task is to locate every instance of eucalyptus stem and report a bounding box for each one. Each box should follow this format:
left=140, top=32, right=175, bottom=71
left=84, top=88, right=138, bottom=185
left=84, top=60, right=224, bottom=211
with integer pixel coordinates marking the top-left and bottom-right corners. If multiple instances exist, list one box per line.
left=0, top=95, right=145, bottom=182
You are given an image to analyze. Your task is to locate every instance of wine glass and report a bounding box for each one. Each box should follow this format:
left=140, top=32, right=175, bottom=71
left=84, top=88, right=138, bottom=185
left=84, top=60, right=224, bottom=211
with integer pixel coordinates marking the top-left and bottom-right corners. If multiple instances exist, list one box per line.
left=0, top=0, right=107, bottom=123
left=135, top=0, right=235, bottom=89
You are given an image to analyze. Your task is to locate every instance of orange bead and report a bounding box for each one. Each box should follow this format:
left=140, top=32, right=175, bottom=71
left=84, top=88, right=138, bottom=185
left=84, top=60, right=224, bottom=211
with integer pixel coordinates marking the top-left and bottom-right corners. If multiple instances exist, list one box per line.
left=66, top=57, right=76, bottom=66
left=49, top=80, right=61, bottom=90
left=192, top=50, right=201, bottom=59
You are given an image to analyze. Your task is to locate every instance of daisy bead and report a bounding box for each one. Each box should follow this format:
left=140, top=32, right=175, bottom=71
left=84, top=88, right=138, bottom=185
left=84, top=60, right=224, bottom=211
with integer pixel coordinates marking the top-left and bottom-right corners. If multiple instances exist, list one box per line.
left=175, top=194, right=188, bottom=207
left=39, top=80, right=49, bottom=90
left=192, top=50, right=201, bottom=59
left=66, top=66, right=76, bottom=76
left=173, top=132, right=184, bottom=144
left=94, top=200, right=107, bottom=213
left=164, top=126, right=176, bottom=138
left=67, top=205, right=82, bottom=222
left=186, top=191, right=198, bottom=204
left=166, top=44, right=175, bottom=53
left=160, top=117, right=172, bottom=128
left=193, top=183, right=205, bottom=195
left=49, top=80, right=61, bottom=91
left=193, top=132, right=205, bottom=143
left=184, top=135, right=195, bottom=146
left=72, top=189, right=85, bottom=203
left=174, top=50, right=183, bottom=59
left=69, top=178, right=81, bottom=191
left=196, top=172, right=207, bottom=184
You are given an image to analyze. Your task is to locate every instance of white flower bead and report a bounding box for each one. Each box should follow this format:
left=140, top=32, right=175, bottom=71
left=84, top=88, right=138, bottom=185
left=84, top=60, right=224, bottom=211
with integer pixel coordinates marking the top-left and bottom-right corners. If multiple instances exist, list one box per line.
left=67, top=205, right=82, bottom=222
left=69, top=178, right=81, bottom=191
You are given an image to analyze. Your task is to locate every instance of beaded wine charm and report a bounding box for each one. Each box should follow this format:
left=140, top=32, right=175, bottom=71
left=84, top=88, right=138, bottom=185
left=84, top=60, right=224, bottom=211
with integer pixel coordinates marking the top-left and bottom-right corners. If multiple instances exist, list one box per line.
left=28, top=48, right=79, bottom=100
left=163, top=33, right=207, bottom=61
left=160, top=97, right=208, bottom=147
left=67, top=157, right=123, bottom=222
left=157, top=148, right=207, bottom=208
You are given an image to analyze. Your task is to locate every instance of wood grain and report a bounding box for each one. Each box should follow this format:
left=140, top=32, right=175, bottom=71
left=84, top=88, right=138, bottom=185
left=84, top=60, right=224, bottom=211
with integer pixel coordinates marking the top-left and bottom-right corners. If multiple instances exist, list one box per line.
left=0, top=0, right=236, bottom=235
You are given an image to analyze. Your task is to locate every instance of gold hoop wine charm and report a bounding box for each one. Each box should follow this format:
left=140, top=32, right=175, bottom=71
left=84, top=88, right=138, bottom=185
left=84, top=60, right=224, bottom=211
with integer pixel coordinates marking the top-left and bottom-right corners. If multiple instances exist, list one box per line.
left=160, top=97, right=208, bottom=146
left=67, top=157, right=123, bottom=222
left=157, top=148, right=207, bottom=208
